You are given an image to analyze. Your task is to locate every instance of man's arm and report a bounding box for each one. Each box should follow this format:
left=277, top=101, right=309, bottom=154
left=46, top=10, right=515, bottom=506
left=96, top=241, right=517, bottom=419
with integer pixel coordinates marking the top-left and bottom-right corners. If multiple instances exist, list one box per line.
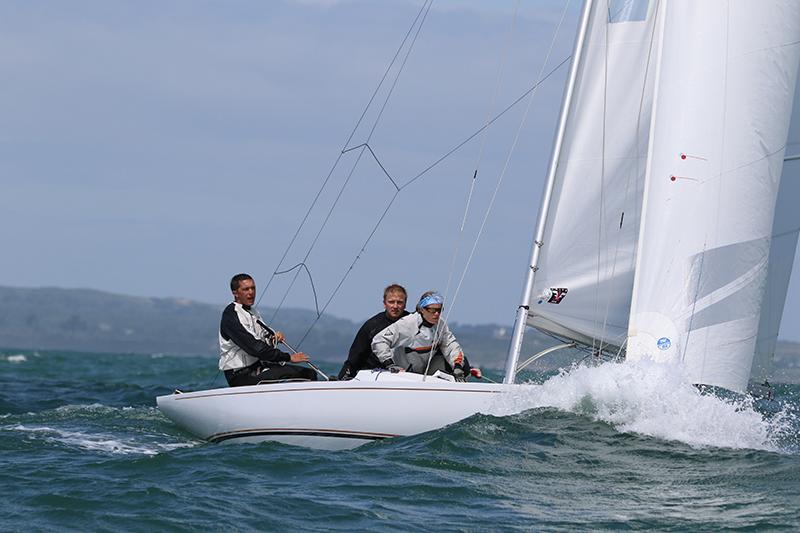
left=339, top=313, right=389, bottom=378
left=345, top=321, right=373, bottom=367
left=220, top=306, right=291, bottom=364
left=372, top=319, right=405, bottom=366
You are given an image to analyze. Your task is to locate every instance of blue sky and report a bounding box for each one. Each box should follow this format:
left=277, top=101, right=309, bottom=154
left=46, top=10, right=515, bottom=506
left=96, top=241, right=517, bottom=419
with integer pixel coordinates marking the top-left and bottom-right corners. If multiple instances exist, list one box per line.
left=2, top=0, right=799, bottom=340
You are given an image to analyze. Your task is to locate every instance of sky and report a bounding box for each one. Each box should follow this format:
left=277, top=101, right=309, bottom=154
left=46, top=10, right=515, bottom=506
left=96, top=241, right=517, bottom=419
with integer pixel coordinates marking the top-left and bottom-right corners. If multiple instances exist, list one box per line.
left=2, top=0, right=799, bottom=340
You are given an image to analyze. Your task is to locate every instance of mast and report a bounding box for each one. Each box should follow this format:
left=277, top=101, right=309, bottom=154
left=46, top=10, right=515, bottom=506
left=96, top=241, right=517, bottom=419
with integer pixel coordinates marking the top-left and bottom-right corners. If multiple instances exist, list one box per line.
left=503, top=0, right=595, bottom=384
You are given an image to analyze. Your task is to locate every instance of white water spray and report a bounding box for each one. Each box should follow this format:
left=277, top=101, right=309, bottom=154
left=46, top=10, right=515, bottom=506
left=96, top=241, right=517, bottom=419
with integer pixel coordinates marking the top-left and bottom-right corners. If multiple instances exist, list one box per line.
left=490, top=358, right=796, bottom=451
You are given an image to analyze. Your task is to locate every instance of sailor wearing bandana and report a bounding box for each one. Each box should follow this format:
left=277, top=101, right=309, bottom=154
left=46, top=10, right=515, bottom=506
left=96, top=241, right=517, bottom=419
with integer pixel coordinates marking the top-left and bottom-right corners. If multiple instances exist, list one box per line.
left=371, top=290, right=472, bottom=381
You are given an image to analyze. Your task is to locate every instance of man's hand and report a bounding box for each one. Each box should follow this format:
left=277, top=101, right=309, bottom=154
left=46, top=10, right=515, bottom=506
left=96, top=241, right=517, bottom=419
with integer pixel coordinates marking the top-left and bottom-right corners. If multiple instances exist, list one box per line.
left=382, top=358, right=405, bottom=373
left=274, top=331, right=286, bottom=344
left=290, top=352, right=309, bottom=363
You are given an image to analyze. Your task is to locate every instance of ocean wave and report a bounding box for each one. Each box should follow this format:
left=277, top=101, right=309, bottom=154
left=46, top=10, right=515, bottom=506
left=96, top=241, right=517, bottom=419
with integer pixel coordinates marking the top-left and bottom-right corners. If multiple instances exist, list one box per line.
left=3, top=354, right=27, bottom=363
left=50, top=403, right=161, bottom=419
left=489, top=359, right=797, bottom=453
left=2, top=423, right=196, bottom=456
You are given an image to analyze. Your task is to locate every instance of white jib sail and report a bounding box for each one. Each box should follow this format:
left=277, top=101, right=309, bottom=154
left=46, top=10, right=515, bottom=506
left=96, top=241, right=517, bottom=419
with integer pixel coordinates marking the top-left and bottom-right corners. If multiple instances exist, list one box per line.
left=627, top=0, right=800, bottom=392
left=528, top=0, right=661, bottom=351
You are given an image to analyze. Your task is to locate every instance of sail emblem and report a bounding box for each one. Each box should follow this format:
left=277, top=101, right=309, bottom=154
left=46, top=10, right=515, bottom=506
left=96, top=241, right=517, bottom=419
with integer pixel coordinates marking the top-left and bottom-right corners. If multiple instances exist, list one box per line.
left=546, top=288, right=569, bottom=304
left=657, top=337, right=671, bottom=350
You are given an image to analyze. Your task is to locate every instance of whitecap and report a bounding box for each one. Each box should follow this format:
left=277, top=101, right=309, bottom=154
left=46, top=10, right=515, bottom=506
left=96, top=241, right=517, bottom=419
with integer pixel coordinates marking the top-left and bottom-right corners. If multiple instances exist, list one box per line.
left=490, top=358, right=796, bottom=452
left=4, top=354, right=27, bottom=363
left=2, top=423, right=196, bottom=455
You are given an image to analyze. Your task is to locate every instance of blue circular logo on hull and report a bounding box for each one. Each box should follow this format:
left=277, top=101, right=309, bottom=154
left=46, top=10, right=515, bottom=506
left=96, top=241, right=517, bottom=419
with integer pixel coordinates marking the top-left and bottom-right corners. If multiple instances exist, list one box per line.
left=657, top=337, right=671, bottom=350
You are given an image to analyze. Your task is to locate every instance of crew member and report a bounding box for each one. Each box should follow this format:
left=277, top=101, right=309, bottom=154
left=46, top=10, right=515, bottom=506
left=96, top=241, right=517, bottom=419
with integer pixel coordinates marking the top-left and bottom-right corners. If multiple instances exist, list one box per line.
left=219, top=273, right=317, bottom=386
left=337, top=283, right=409, bottom=380
left=371, top=290, right=478, bottom=381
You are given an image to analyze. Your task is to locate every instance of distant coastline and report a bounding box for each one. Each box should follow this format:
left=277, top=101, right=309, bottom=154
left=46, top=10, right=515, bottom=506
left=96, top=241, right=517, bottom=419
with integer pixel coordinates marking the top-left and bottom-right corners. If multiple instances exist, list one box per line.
left=0, top=286, right=797, bottom=381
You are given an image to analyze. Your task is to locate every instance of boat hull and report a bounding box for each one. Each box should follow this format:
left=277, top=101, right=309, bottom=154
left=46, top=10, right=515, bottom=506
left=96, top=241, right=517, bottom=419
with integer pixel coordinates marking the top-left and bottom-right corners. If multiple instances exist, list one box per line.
left=157, top=370, right=512, bottom=450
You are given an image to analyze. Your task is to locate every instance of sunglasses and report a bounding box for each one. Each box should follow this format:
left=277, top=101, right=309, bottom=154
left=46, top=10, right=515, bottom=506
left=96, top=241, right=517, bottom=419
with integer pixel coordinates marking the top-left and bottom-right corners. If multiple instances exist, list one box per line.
left=423, top=306, right=443, bottom=314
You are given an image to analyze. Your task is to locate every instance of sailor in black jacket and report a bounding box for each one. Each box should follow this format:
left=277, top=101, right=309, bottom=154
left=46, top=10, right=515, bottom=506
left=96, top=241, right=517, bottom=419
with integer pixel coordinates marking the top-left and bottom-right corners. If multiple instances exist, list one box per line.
left=337, top=284, right=409, bottom=380
left=219, top=273, right=317, bottom=387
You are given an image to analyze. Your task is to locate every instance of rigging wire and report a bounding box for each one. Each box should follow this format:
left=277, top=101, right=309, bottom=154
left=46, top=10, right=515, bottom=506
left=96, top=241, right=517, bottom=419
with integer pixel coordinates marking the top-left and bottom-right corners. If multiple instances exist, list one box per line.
left=425, top=0, right=524, bottom=378
left=258, top=0, right=434, bottom=308
left=289, top=56, right=573, bottom=346
left=290, top=59, right=573, bottom=346
left=441, top=0, right=522, bottom=306
left=256, top=7, right=577, bottom=346
left=421, top=1, right=573, bottom=377
left=438, top=0, right=573, bottom=342
left=396, top=56, right=571, bottom=191
left=296, top=190, right=401, bottom=345
left=265, top=0, right=435, bottom=323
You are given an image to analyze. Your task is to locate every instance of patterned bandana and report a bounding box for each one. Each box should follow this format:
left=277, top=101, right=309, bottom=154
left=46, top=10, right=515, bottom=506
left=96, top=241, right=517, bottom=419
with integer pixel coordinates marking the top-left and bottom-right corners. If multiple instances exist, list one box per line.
left=418, top=292, right=444, bottom=309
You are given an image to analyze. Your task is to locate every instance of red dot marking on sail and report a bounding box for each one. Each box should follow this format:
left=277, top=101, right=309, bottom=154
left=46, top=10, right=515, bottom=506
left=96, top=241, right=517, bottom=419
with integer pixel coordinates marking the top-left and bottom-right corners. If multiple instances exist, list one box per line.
left=679, top=153, right=708, bottom=161
left=670, top=175, right=677, bottom=181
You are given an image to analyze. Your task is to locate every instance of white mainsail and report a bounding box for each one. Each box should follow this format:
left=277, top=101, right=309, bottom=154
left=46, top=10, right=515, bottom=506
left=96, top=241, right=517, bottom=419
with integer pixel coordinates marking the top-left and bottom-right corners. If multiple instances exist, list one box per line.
left=627, top=1, right=800, bottom=391
left=526, top=0, right=661, bottom=351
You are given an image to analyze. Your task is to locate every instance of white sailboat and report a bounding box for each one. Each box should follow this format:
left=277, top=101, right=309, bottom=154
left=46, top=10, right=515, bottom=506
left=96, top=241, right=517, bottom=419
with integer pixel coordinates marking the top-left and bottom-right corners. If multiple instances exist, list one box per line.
left=158, top=0, right=800, bottom=449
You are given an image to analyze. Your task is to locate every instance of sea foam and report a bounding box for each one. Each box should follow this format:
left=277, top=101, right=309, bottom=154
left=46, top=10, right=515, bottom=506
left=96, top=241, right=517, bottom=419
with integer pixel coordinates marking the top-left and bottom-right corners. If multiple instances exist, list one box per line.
left=491, top=358, right=796, bottom=452
left=3, top=423, right=195, bottom=455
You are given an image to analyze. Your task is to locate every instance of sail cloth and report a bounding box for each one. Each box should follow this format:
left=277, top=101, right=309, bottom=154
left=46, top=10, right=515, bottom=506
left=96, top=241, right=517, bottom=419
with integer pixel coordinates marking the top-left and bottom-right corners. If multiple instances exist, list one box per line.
left=627, top=1, right=800, bottom=392
left=527, top=0, right=661, bottom=350
left=751, top=84, right=800, bottom=384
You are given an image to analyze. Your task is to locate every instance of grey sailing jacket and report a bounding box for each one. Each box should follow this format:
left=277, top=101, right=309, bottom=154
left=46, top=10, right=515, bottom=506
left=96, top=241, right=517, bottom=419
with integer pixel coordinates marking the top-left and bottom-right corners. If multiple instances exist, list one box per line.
left=371, top=312, right=464, bottom=373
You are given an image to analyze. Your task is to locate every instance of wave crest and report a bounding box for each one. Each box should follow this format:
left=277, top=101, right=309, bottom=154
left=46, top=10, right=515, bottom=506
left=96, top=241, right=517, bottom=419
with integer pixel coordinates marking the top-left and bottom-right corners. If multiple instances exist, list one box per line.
left=491, top=359, right=796, bottom=452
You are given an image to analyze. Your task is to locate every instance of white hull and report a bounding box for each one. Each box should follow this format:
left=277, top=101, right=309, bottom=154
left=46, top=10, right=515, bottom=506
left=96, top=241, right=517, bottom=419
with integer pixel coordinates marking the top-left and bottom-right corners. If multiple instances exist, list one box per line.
left=157, top=370, right=512, bottom=450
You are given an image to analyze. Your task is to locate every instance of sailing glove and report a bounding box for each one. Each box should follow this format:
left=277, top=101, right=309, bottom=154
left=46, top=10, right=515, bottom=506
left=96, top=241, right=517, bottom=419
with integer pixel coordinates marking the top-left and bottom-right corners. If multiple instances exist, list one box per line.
left=382, top=358, right=404, bottom=373
left=453, top=364, right=466, bottom=382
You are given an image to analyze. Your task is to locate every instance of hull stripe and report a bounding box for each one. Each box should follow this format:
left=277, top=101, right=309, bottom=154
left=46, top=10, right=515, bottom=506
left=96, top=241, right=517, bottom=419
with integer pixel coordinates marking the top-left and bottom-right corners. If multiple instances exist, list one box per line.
left=208, top=428, right=397, bottom=443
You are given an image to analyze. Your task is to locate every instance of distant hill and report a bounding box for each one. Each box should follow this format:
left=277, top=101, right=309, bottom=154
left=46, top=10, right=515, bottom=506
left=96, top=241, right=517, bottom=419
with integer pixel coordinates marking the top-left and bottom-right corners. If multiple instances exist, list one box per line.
left=1, top=286, right=797, bottom=379
left=0, top=286, right=549, bottom=367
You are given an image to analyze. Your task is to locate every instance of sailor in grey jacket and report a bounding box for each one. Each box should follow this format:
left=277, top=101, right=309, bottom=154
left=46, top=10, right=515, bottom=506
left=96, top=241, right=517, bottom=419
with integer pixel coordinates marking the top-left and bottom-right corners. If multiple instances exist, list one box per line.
left=371, top=291, right=465, bottom=375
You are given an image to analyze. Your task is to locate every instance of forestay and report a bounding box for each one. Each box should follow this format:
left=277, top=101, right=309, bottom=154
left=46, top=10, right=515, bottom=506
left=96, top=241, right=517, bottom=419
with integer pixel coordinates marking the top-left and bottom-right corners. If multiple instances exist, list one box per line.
left=527, top=0, right=660, bottom=351
left=627, top=1, right=800, bottom=391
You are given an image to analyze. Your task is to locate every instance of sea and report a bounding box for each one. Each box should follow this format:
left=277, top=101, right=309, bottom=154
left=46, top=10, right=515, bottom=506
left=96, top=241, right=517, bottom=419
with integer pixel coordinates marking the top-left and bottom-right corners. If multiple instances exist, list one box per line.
left=1, top=349, right=799, bottom=532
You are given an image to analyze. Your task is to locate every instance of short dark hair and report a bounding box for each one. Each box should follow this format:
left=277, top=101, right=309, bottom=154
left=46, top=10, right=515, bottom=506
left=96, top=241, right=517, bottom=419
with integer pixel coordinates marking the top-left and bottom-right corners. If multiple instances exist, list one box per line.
left=383, top=283, right=407, bottom=301
left=230, top=273, right=253, bottom=291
